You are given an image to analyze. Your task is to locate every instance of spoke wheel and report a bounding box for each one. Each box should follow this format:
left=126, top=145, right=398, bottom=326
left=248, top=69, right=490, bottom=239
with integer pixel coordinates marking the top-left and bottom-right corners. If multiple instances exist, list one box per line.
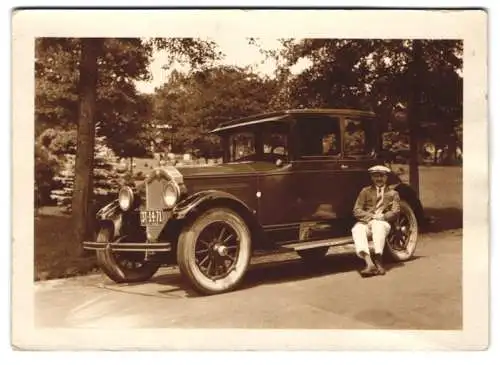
left=385, top=200, right=418, bottom=261
left=194, top=221, right=240, bottom=280
left=177, top=208, right=251, bottom=295
left=95, top=228, right=160, bottom=283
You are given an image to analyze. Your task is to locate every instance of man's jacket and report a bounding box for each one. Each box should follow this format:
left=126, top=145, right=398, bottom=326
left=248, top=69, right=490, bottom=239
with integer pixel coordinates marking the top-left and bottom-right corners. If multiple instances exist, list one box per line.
left=353, top=185, right=401, bottom=223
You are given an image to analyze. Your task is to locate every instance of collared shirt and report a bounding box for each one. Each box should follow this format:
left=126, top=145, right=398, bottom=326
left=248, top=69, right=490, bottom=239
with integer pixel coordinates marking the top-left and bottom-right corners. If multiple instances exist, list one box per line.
left=353, top=185, right=401, bottom=223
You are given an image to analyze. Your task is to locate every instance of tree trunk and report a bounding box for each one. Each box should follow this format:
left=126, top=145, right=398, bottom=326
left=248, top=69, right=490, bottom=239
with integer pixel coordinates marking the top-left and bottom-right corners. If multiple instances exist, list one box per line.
left=444, top=130, right=457, bottom=165
left=129, top=157, right=134, bottom=174
left=71, top=38, right=103, bottom=256
left=408, top=40, right=423, bottom=198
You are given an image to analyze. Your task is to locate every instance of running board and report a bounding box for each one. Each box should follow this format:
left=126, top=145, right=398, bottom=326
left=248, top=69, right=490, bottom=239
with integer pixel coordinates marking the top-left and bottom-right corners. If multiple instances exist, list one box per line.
left=281, top=236, right=354, bottom=251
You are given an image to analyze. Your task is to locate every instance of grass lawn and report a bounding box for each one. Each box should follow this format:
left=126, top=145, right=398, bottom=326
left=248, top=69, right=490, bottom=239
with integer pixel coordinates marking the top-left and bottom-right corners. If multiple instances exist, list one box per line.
left=35, top=208, right=99, bottom=281
left=34, top=165, right=462, bottom=281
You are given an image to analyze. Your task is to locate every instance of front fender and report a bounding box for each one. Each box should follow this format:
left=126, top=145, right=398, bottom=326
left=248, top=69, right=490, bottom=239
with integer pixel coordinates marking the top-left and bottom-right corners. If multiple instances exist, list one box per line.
left=96, top=200, right=123, bottom=237
left=172, top=190, right=267, bottom=249
left=173, top=190, right=255, bottom=220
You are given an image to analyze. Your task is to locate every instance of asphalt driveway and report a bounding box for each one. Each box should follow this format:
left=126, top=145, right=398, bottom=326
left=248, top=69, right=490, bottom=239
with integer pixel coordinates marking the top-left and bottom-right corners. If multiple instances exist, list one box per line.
left=35, top=228, right=462, bottom=330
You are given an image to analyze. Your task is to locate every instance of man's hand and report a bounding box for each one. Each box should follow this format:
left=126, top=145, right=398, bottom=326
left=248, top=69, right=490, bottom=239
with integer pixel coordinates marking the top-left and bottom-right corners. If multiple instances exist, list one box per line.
left=373, top=212, right=385, bottom=220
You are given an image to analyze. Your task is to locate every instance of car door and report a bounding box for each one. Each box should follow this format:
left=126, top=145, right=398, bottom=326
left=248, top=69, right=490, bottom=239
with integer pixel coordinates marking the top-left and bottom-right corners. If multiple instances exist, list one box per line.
left=257, top=125, right=299, bottom=225
left=333, top=116, right=378, bottom=219
left=291, top=115, right=346, bottom=223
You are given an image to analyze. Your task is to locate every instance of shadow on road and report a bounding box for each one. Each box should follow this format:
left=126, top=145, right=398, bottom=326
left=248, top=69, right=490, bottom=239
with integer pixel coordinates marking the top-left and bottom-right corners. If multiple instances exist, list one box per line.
left=239, top=253, right=422, bottom=292
left=144, top=252, right=424, bottom=298
left=423, top=207, right=462, bottom=233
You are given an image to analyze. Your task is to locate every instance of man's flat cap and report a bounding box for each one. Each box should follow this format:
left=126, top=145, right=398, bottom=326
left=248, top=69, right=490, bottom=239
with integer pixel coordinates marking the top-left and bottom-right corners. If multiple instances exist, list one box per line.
left=368, top=165, right=391, bottom=174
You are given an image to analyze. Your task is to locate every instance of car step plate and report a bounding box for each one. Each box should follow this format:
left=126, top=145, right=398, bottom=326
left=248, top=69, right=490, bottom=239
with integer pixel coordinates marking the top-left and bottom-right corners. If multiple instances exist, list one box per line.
left=281, top=236, right=354, bottom=251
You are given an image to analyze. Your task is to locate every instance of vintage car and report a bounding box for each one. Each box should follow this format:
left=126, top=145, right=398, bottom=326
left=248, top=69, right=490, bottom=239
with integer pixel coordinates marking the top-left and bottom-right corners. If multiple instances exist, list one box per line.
left=83, top=109, right=424, bottom=295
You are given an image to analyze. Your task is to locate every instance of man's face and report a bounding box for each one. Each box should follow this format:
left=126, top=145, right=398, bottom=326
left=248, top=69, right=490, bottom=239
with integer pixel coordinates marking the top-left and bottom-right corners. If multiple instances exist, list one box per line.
left=371, top=173, right=387, bottom=187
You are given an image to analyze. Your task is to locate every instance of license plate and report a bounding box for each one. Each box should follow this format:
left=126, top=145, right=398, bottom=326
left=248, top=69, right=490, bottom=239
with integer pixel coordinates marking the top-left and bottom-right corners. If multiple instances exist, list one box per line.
left=140, top=210, right=165, bottom=226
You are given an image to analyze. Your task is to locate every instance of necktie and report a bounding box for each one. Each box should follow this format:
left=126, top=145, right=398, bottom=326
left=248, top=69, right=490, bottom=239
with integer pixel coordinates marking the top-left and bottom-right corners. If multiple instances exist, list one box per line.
left=375, top=187, right=384, bottom=214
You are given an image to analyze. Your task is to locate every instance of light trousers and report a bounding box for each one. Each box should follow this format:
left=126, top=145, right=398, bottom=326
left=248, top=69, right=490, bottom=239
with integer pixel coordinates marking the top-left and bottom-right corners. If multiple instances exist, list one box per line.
left=352, top=220, right=391, bottom=258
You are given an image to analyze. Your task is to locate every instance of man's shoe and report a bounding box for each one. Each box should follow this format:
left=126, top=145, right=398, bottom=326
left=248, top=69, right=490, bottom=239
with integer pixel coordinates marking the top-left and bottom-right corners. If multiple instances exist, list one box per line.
left=360, top=264, right=378, bottom=277
left=373, top=254, right=386, bottom=275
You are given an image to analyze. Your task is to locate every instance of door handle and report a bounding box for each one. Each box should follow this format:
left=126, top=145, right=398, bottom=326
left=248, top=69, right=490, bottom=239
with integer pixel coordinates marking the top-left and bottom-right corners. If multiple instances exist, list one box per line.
left=341, top=164, right=349, bottom=169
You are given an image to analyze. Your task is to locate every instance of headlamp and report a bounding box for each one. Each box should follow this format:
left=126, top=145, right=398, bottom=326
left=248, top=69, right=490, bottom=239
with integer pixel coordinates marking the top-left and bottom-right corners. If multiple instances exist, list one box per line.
left=118, top=186, right=134, bottom=211
left=163, top=182, right=179, bottom=209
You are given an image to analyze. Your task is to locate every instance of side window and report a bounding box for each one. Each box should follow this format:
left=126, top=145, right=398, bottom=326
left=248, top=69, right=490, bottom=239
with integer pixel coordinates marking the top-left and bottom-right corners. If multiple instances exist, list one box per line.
left=229, top=132, right=255, bottom=161
left=343, top=118, right=372, bottom=157
left=297, top=116, right=341, bottom=158
left=263, top=131, right=288, bottom=157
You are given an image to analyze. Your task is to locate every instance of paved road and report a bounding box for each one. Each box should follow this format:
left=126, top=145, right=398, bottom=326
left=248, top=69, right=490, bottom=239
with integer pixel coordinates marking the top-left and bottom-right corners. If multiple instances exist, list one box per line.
left=35, top=229, right=462, bottom=330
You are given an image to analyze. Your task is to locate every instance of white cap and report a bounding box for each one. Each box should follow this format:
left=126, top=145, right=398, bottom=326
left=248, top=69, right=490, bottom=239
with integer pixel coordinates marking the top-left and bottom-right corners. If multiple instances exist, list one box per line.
left=368, top=165, right=391, bottom=174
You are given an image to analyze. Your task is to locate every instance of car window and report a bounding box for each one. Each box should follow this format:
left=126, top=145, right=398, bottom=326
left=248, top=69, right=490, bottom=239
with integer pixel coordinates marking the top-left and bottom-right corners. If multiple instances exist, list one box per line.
left=229, top=132, right=255, bottom=162
left=343, top=118, right=372, bottom=157
left=297, top=116, right=341, bottom=157
left=263, top=132, right=288, bottom=157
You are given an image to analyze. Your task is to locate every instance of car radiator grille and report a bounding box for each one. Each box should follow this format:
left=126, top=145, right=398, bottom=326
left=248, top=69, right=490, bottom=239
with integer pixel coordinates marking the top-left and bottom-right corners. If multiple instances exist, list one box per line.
left=146, top=178, right=168, bottom=241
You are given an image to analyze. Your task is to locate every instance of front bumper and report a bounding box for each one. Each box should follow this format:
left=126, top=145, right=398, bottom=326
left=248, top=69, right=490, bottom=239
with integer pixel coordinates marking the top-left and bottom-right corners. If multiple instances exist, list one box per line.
left=83, top=241, right=172, bottom=253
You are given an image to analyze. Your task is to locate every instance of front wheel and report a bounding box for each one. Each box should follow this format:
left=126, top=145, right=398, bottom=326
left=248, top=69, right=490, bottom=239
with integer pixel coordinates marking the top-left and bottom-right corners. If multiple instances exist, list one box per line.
left=177, top=208, right=252, bottom=295
left=384, top=200, right=419, bottom=261
left=95, top=227, right=161, bottom=283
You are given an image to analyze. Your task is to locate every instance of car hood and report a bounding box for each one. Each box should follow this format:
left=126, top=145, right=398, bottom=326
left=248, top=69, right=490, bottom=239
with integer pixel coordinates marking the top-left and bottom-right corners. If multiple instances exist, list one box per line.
left=176, top=162, right=278, bottom=178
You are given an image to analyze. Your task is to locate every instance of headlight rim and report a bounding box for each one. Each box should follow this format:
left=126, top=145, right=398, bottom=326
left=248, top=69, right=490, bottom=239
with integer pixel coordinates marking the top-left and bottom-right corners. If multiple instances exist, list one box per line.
left=163, top=180, right=180, bottom=209
left=118, top=185, right=134, bottom=211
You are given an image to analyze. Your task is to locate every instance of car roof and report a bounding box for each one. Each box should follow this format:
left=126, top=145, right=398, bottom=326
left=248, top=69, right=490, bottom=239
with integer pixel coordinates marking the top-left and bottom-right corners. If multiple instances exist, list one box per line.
left=210, top=108, right=376, bottom=133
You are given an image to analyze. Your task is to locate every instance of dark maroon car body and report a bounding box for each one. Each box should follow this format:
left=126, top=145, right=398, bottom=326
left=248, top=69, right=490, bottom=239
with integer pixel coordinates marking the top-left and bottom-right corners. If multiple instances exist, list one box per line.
left=84, top=109, right=424, bottom=294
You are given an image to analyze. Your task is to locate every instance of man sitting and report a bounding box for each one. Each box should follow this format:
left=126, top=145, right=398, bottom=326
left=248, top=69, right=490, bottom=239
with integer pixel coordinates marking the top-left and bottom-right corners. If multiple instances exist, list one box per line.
left=352, top=165, right=400, bottom=277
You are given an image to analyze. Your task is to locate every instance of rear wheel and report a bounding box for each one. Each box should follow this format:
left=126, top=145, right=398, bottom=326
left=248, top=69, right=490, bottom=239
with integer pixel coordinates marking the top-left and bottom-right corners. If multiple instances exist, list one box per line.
left=177, top=208, right=252, bottom=295
left=384, top=200, right=419, bottom=261
left=95, top=227, right=160, bottom=283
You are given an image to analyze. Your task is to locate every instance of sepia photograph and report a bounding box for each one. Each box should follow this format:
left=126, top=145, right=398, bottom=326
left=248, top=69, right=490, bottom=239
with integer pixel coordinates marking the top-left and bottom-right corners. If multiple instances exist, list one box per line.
left=11, top=9, right=488, bottom=350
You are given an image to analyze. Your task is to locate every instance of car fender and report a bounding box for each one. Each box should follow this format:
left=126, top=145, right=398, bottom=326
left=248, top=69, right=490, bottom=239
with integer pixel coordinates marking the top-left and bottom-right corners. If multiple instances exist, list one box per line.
left=174, top=190, right=256, bottom=220
left=172, top=190, right=265, bottom=244
left=390, top=183, right=426, bottom=227
left=96, top=200, right=123, bottom=237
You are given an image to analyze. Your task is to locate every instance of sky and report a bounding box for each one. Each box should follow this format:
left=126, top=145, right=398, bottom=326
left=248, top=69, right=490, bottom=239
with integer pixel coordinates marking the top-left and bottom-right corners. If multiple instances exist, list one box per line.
left=134, top=38, right=311, bottom=94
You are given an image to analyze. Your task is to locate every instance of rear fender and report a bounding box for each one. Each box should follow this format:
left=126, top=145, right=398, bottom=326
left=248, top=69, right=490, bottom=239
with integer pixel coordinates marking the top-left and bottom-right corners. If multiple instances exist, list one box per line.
left=391, top=183, right=426, bottom=227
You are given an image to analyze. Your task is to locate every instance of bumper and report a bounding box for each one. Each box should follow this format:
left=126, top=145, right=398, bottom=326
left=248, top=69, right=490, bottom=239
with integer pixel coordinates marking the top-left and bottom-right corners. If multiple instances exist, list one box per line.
left=83, top=241, right=172, bottom=253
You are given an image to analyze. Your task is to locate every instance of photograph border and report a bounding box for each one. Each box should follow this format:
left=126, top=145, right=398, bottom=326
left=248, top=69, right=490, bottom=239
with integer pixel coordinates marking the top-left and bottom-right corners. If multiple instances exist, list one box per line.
left=12, top=8, right=488, bottom=350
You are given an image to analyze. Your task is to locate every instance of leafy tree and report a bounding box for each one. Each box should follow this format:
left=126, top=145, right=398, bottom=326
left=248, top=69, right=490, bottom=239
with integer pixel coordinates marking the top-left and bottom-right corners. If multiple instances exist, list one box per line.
left=50, top=127, right=125, bottom=213
left=152, top=66, right=278, bottom=157
left=35, top=37, right=222, bottom=252
left=35, top=142, right=60, bottom=207
left=271, top=39, right=462, bottom=150
left=266, top=39, right=462, bottom=194
left=35, top=37, right=222, bottom=149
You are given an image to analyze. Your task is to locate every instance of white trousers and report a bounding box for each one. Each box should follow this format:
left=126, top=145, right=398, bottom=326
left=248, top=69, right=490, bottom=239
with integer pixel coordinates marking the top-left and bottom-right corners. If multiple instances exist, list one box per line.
left=351, top=220, right=391, bottom=258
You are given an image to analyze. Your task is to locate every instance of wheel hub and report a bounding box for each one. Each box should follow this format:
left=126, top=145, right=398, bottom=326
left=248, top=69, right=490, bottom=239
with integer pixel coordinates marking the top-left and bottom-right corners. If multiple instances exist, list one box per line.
left=213, top=243, right=228, bottom=256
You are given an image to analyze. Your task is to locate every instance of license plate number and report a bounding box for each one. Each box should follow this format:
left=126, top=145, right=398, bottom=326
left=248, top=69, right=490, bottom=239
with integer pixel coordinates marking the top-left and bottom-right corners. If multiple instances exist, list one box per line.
left=140, top=210, right=164, bottom=226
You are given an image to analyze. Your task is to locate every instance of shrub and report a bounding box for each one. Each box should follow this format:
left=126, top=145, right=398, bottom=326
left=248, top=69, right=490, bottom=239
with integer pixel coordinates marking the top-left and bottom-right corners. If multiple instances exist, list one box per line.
left=50, top=127, right=127, bottom=213
left=35, top=143, right=61, bottom=206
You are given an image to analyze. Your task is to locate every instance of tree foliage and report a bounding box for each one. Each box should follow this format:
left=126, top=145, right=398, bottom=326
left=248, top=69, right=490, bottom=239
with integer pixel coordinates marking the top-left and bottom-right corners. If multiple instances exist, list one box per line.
left=35, top=37, right=222, bottom=248
left=151, top=66, right=278, bottom=157
left=269, top=39, right=463, bottom=162
left=35, top=37, right=222, bottom=155
left=48, top=127, right=126, bottom=213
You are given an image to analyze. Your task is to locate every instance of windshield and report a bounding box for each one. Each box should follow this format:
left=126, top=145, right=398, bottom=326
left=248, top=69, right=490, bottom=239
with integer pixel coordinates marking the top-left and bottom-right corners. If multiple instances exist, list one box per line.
left=227, top=126, right=289, bottom=163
